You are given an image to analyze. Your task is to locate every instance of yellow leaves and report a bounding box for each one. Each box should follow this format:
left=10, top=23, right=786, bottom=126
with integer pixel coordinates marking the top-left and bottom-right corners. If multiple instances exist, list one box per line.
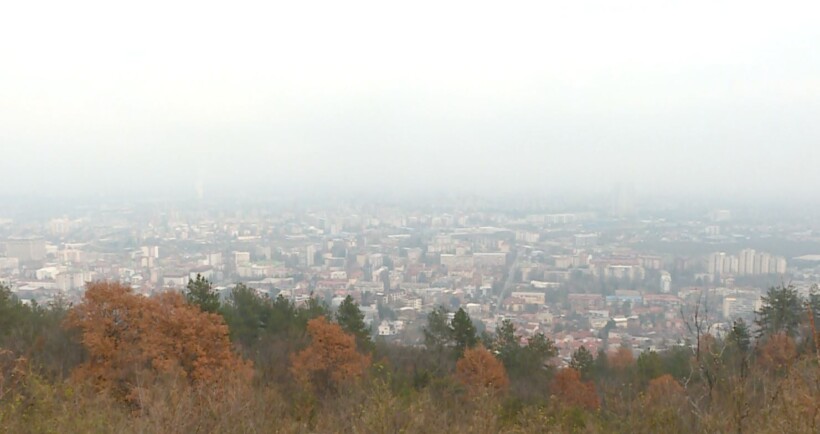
left=456, top=345, right=509, bottom=395
left=290, top=316, right=371, bottom=392
left=65, top=281, right=252, bottom=403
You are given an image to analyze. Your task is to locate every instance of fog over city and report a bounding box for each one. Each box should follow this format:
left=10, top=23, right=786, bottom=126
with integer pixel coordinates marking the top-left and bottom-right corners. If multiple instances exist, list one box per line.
left=6, top=2, right=820, bottom=432
left=2, top=1, right=819, bottom=203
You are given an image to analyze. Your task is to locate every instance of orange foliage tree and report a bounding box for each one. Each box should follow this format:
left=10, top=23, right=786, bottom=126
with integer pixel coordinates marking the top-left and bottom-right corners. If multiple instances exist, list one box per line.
left=610, top=347, right=635, bottom=371
left=65, top=282, right=252, bottom=402
left=757, top=333, right=797, bottom=372
left=290, top=316, right=371, bottom=392
left=552, top=367, right=600, bottom=410
left=455, top=345, right=509, bottom=394
left=645, top=374, right=685, bottom=405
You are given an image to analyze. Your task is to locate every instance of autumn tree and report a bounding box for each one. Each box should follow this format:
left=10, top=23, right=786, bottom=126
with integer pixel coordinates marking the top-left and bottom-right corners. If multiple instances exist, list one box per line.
left=65, top=281, right=251, bottom=403
left=610, top=346, right=635, bottom=371
left=185, top=273, right=220, bottom=314
left=336, top=295, right=372, bottom=352
left=645, top=374, right=684, bottom=402
left=757, top=333, right=797, bottom=373
left=455, top=345, right=509, bottom=394
left=552, top=367, right=599, bottom=410
left=290, top=316, right=371, bottom=393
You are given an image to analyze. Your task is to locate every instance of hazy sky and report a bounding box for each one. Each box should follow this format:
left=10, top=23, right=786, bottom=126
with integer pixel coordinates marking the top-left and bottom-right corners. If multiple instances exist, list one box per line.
left=2, top=1, right=819, bottom=201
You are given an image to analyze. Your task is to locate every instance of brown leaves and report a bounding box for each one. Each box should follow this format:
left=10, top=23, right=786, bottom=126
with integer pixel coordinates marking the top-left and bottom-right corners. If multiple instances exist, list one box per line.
left=610, top=347, right=635, bottom=371
left=65, top=282, right=252, bottom=403
left=757, top=333, right=797, bottom=372
left=456, top=345, right=509, bottom=394
left=645, top=374, right=684, bottom=406
left=290, top=316, right=371, bottom=393
left=552, top=367, right=599, bottom=410
left=0, top=348, right=29, bottom=401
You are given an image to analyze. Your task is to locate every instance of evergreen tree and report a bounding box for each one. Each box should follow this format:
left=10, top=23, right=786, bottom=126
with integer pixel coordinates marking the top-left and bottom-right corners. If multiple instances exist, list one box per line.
left=570, top=345, right=595, bottom=380
left=593, top=349, right=610, bottom=378
left=296, top=294, right=330, bottom=329
left=494, top=319, right=519, bottom=367
left=523, top=332, right=557, bottom=369
left=636, top=351, right=663, bottom=385
left=185, top=274, right=221, bottom=314
left=755, top=285, right=802, bottom=338
left=336, top=295, right=372, bottom=352
left=267, top=294, right=298, bottom=336
left=451, top=308, right=477, bottom=357
left=727, top=318, right=752, bottom=353
left=0, top=283, right=24, bottom=337
left=725, top=318, right=752, bottom=377
left=221, top=283, right=270, bottom=349
left=423, top=306, right=453, bottom=352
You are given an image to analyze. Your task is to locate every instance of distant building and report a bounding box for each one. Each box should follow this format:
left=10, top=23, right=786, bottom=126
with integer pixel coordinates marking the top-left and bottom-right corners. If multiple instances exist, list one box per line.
left=232, top=251, right=251, bottom=267
left=5, top=237, right=46, bottom=262
left=574, top=234, right=598, bottom=249
left=660, top=271, right=672, bottom=293
left=710, top=209, right=732, bottom=222
left=510, top=291, right=546, bottom=305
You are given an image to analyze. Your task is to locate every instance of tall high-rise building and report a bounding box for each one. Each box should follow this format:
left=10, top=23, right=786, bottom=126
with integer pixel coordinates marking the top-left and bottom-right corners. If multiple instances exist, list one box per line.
left=740, top=249, right=756, bottom=275
left=773, top=257, right=787, bottom=274
left=306, top=245, right=316, bottom=267
left=758, top=252, right=771, bottom=274
left=708, top=252, right=726, bottom=276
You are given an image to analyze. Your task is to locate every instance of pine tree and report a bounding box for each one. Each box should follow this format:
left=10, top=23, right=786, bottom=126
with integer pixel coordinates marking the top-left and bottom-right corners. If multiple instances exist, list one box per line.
left=755, top=285, right=802, bottom=338
left=0, top=284, right=24, bottom=337
left=570, top=346, right=595, bottom=380
left=494, top=319, right=519, bottom=367
left=185, top=274, right=221, bottom=314
left=451, top=308, right=478, bottom=357
left=336, top=295, right=372, bottom=352
left=636, top=350, right=663, bottom=384
left=423, top=306, right=453, bottom=352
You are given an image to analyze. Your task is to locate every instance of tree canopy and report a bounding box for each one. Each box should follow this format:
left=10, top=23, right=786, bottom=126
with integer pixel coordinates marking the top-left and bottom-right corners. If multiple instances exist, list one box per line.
left=185, top=274, right=220, bottom=314
left=65, top=281, right=251, bottom=403
left=755, top=284, right=802, bottom=338
left=335, top=295, right=372, bottom=352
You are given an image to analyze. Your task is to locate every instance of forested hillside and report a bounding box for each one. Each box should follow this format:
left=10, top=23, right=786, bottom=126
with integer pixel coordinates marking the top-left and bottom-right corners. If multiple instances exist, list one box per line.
left=1, top=280, right=818, bottom=433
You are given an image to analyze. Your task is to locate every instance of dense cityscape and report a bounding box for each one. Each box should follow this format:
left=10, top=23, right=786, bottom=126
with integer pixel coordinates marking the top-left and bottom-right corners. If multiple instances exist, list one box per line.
left=3, top=194, right=818, bottom=365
